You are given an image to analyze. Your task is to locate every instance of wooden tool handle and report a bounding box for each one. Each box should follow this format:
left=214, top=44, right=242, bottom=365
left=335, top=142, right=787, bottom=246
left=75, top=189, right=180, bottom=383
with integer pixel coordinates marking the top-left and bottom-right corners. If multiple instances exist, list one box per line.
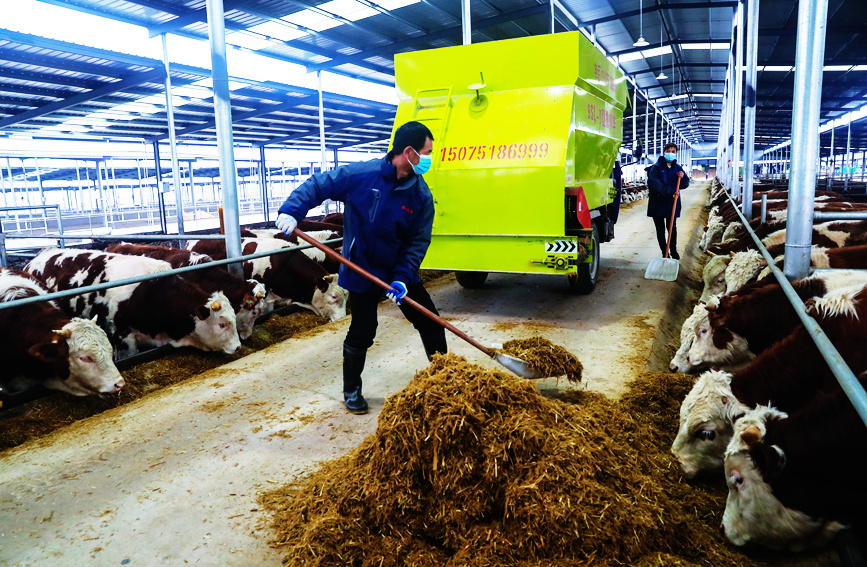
left=291, top=228, right=493, bottom=356
left=665, top=175, right=682, bottom=258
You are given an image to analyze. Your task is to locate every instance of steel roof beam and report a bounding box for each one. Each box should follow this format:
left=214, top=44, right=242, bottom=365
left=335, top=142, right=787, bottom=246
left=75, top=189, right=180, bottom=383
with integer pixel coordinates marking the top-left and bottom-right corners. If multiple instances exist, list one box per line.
left=306, top=4, right=549, bottom=73
left=0, top=68, right=166, bottom=129
left=147, top=0, right=254, bottom=37
left=577, top=1, right=738, bottom=28
left=263, top=111, right=394, bottom=146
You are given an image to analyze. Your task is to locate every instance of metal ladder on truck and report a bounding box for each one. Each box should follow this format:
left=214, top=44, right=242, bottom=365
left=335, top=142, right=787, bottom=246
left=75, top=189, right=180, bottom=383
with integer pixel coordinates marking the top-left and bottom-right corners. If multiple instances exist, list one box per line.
left=409, top=87, right=453, bottom=228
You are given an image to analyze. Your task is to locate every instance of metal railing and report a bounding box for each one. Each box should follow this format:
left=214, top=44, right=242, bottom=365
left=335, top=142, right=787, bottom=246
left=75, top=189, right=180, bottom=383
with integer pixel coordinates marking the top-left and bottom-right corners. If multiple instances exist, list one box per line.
left=0, top=236, right=343, bottom=312
left=0, top=205, right=65, bottom=247
left=721, top=187, right=867, bottom=428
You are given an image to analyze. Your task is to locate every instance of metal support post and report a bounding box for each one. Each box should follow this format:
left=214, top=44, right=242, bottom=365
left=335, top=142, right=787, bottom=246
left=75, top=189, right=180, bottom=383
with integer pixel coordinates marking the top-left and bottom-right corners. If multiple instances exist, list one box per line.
left=153, top=141, right=168, bottom=233
left=830, top=126, right=835, bottom=180
left=742, top=0, right=759, bottom=218
left=844, top=119, right=852, bottom=193
left=258, top=145, right=269, bottom=222
left=784, top=0, right=829, bottom=280
left=188, top=160, right=197, bottom=221
left=549, top=0, right=555, bottom=33
left=96, top=160, right=108, bottom=229
left=643, top=93, right=649, bottom=168
left=206, top=0, right=243, bottom=277
left=653, top=105, right=658, bottom=161
left=317, top=70, right=330, bottom=215
left=161, top=33, right=186, bottom=242
left=732, top=1, right=745, bottom=199
left=0, top=233, right=6, bottom=268
left=461, top=0, right=471, bottom=45
left=55, top=206, right=65, bottom=249
left=632, top=87, right=637, bottom=183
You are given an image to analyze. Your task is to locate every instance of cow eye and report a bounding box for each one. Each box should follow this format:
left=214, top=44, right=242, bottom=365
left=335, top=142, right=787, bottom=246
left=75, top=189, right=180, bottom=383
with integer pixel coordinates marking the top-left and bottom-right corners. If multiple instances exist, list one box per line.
left=730, top=474, right=745, bottom=488
left=695, top=430, right=716, bottom=441
left=717, top=277, right=725, bottom=283
left=219, top=323, right=227, bottom=329
left=699, top=327, right=708, bottom=335
left=80, top=355, right=95, bottom=364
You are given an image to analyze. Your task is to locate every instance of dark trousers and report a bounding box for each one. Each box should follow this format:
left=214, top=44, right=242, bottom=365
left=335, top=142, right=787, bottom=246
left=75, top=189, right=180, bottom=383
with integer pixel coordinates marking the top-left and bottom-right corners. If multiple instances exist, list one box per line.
left=652, top=216, right=678, bottom=255
left=345, top=282, right=445, bottom=350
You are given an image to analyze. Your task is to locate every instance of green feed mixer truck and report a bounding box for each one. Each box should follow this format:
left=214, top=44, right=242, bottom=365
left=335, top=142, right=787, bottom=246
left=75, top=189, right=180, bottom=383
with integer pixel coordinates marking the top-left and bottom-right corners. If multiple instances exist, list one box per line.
left=391, top=31, right=628, bottom=294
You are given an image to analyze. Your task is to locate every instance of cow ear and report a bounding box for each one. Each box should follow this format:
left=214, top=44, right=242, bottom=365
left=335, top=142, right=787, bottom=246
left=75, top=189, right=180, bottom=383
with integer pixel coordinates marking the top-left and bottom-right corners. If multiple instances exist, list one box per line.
left=195, top=305, right=211, bottom=320
left=28, top=342, right=64, bottom=363
left=242, top=294, right=256, bottom=308
left=750, top=443, right=786, bottom=481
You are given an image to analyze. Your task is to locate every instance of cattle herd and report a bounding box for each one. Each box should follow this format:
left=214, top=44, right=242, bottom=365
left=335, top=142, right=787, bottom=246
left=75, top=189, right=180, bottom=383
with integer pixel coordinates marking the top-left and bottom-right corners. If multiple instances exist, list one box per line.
left=0, top=215, right=348, bottom=400
left=670, top=180, right=867, bottom=551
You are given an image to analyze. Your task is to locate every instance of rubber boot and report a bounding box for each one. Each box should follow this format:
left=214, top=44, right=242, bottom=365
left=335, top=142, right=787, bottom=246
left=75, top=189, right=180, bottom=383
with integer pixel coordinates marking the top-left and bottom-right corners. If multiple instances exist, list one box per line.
left=420, top=332, right=448, bottom=362
left=342, top=344, right=368, bottom=414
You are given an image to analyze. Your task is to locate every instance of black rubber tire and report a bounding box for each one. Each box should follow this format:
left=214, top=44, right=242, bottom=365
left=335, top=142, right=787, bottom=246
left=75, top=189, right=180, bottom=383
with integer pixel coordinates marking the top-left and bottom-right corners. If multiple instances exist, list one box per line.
left=568, top=224, right=600, bottom=295
left=455, top=271, right=489, bottom=289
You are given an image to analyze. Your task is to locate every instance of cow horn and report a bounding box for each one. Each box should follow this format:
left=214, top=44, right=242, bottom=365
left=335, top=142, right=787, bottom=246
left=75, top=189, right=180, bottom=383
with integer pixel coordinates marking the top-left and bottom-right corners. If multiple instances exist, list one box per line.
left=91, top=315, right=99, bottom=323
left=211, top=301, right=221, bottom=311
left=256, top=290, right=265, bottom=298
left=52, top=328, right=72, bottom=338
left=729, top=251, right=737, bottom=258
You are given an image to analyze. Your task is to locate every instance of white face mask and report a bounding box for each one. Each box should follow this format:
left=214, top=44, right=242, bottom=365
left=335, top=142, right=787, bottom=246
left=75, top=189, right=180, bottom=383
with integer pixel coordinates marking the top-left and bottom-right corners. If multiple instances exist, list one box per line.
left=410, top=147, right=432, bottom=175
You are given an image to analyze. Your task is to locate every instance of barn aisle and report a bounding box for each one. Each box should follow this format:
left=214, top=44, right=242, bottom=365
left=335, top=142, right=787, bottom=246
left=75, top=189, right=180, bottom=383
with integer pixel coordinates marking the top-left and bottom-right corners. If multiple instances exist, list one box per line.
left=0, top=182, right=709, bottom=566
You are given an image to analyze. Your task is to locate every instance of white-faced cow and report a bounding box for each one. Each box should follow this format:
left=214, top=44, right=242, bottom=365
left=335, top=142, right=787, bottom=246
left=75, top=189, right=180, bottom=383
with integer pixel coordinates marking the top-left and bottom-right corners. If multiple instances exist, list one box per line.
left=688, top=270, right=867, bottom=369
left=186, top=238, right=348, bottom=322
left=673, top=284, right=867, bottom=478
left=699, top=250, right=767, bottom=302
left=669, top=302, right=710, bottom=374
left=722, top=394, right=866, bottom=550
left=25, top=249, right=240, bottom=357
left=104, top=242, right=266, bottom=340
left=240, top=228, right=342, bottom=273
left=0, top=268, right=124, bottom=396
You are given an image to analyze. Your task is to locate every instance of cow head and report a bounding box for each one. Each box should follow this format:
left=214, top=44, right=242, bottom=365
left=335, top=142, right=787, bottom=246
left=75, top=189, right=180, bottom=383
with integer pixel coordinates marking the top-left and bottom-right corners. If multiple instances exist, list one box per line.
left=311, top=275, right=348, bottom=322
left=670, top=302, right=711, bottom=373
left=724, top=250, right=766, bottom=295
left=192, top=292, right=241, bottom=354
left=687, top=301, right=754, bottom=368
left=700, top=255, right=730, bottom=302
left=671, top=370, right=749, bottom=478
left=235, top=281, right=267, bottom=340
left=722, top=406, right=842, bottom=550
left=35, top=317, right=124, bottom=396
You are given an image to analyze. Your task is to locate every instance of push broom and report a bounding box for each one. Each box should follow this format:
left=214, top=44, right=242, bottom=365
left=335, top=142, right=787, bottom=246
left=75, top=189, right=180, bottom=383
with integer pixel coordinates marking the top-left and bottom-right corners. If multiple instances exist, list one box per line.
left=644, top=176, right=681, bottom=282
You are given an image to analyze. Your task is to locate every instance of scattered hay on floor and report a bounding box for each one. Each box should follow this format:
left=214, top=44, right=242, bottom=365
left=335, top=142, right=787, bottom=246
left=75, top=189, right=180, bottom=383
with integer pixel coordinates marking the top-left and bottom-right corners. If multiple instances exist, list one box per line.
left=260, top=353, right=759, bottom=567
left=500, top=336, right=583, bottom=382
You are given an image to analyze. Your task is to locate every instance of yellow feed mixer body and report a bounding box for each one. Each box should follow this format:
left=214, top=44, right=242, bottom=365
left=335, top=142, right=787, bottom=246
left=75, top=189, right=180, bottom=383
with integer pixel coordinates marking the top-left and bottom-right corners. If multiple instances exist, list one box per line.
left=391, top=31, right=627, bottom=293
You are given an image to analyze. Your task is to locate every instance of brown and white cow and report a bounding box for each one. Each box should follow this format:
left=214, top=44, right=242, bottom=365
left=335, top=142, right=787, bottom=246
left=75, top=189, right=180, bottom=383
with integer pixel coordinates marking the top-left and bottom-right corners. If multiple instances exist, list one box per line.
left=240, top=228, right=342, bottom=273
left=0, top=268, right=124, bottom=396
left=186, top=238, right=347, bottom=322
left=25, top=249, right=241, bottom=357
left=673, top=284, right=867, bottom=477
left=104, top=243, right=266, bottom=340
left=688, top=270, right=867, bottom=369
left=669, top=302, right=710, bottom=374
left=722, top=394, right=866, bottom=550
left=699, top=250, right=767, bottom=303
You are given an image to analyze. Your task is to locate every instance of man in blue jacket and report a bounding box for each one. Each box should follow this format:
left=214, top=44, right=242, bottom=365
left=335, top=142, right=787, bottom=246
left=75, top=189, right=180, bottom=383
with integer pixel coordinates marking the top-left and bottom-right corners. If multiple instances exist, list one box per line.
left=646, top=142, right=689, bottom=260
left=274, top=121, right=447, bottom=415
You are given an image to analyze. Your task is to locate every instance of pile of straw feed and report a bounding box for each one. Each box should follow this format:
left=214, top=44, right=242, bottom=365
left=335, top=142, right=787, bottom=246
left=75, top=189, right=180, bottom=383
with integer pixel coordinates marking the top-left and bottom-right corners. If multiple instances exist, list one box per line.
left=261, top=354, right=760, bottom=567
left=500, top=336, right=583, bottom=382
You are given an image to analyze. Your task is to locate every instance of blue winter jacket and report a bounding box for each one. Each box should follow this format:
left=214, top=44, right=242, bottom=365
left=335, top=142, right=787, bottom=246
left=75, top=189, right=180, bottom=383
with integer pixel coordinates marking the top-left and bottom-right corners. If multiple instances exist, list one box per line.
left=646, top=156, right=690, bottom=218
left=277, top=157, right=435, bottom=294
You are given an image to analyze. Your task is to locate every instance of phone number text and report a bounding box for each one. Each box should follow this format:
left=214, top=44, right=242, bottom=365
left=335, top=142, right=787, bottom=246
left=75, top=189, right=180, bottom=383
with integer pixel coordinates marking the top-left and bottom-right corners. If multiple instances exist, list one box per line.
left=439, top=142, right=550, bottom=163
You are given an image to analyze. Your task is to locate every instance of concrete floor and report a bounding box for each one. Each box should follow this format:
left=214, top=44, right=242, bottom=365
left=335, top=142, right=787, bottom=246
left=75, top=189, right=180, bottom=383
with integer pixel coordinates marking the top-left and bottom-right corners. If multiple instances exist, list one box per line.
left=0, top=182, right=708, bottom=567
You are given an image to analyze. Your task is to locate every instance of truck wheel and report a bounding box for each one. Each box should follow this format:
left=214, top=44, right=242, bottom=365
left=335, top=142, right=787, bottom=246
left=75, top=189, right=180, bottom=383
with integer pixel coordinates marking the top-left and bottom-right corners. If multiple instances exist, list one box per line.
left=456, top=271, right=488, bottom=289
left=568, top=224, right=600, bottom=295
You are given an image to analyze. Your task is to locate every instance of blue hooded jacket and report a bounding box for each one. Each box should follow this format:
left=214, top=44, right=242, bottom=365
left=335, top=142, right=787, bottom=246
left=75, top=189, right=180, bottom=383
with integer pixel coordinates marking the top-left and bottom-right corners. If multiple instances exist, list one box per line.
left=646, top=155, right=689, bottom=218
left=277, top=157, right=434, bottom=294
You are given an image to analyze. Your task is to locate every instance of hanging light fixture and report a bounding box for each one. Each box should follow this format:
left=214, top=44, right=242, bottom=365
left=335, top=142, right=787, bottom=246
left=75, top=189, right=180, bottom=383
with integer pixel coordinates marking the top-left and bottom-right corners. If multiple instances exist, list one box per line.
left=633, top=0, right=649, bottom=47
left=676, top=73, right=684, bottom=112
left=655, top=20, right=667, bottom=80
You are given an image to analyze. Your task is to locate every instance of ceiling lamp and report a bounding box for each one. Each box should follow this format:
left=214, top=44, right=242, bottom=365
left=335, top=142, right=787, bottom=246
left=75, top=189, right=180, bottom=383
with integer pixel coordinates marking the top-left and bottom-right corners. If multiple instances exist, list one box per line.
left=633, top=0, right=649, bottom=46
left=676, top=106, right=684, bottom=112
left=655, top=18, right=667, bottom=80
